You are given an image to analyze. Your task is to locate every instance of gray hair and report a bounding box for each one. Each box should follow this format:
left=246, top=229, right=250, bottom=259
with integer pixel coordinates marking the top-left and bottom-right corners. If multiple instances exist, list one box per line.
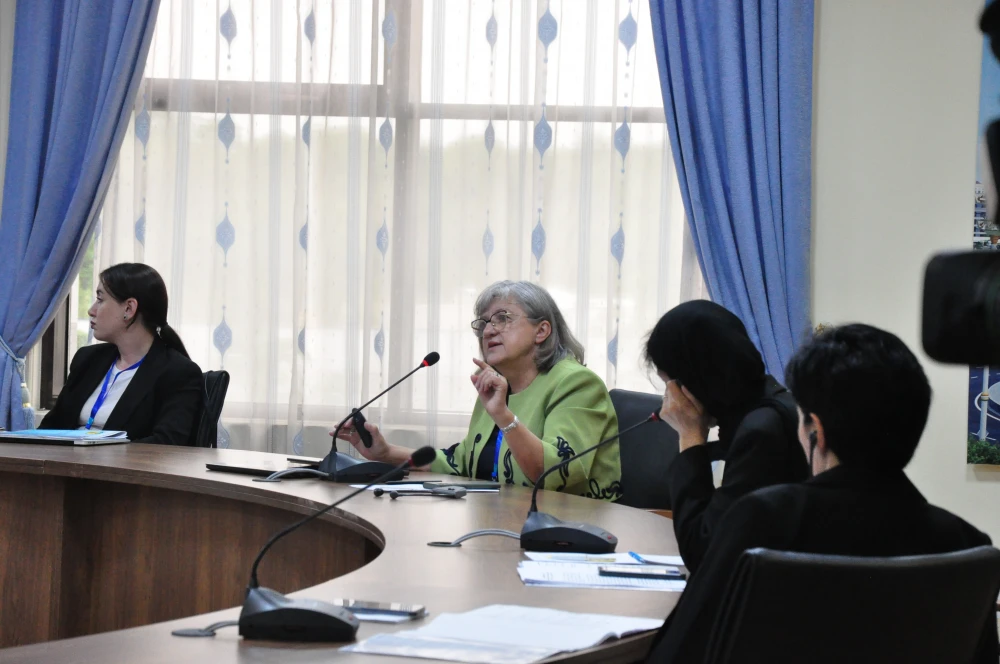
left=474, top=280, right=585, bottom=371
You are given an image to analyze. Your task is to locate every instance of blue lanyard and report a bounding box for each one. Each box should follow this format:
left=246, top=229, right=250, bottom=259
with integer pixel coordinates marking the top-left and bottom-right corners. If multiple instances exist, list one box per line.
left=492, top=430, right=504, bottom=482
left=86, top=357, right=144, bottom=429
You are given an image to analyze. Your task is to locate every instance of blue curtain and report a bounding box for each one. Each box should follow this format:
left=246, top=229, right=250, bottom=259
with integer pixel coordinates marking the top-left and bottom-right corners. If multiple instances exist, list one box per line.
left=0, top=0, right=160, bottom=430
left=648, top=0, right=814, bottom=377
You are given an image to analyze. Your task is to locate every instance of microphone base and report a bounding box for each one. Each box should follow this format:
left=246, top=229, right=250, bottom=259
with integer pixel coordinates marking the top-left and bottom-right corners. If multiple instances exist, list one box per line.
left=239, top=586, right=360, bottom=643
left=520, top=510, right=618, bottom=554
left=317, top=451, right=406, bottom=483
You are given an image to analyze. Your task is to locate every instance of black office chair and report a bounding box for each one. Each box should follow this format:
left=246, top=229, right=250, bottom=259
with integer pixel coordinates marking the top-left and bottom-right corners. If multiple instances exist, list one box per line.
left=193, top=370, right=230, bottom=448
left=705, top=546, right=1000, bottom=664
left=609, top=388, right=679, bottom=509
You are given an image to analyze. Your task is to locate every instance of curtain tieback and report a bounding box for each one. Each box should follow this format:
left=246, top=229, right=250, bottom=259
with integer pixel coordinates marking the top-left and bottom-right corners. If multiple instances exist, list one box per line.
left=0, top=335, right=32, bottom=410
left=0, top=335, right=24, bottom=374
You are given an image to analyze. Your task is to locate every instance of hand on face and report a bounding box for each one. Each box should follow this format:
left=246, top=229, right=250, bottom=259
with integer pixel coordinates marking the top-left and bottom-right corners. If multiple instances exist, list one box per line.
left=470, top=357, right=511, bottom=423
left=660, top=380, right=711, bottom=451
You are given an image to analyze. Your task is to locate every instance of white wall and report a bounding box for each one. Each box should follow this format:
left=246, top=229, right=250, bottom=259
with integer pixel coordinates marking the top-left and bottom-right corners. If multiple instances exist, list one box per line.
left=812, top=0, right=1000, bottom=540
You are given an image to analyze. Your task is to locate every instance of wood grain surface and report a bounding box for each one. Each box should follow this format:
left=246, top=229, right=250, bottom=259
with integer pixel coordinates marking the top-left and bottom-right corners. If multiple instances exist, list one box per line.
left=0, top=443, right=680, bottom=663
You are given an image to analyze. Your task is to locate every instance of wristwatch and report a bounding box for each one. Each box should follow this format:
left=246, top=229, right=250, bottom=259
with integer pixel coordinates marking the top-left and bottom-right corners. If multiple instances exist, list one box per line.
left=500, top=414, right=520, bottom=434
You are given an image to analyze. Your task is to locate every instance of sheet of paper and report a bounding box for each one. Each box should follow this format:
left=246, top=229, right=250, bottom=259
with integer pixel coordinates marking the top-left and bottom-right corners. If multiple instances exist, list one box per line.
left=522, top=551, right=625, bottom=563
left=342, top=604, right=664, bottom=663
left=342, top=633, right=559, bottom=664
left=522, top=551, right=685, bottom=566
left=413, top=605, right=663, bottom=650
left=633, top=553, right=686, bottom=566
left=517, top=561, right=685, bottom=592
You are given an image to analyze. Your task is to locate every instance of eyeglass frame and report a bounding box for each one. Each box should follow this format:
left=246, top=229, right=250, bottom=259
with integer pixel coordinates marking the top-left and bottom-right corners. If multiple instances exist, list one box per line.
left=470, top=310, right=528, bottom=338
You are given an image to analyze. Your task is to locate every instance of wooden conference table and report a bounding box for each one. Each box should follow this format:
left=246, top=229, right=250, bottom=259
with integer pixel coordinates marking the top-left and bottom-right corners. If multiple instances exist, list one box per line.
left=0, top=443, right=680, bottom=663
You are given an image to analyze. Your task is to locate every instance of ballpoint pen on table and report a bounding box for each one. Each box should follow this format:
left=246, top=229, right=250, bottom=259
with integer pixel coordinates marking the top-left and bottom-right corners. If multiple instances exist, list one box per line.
left=628, top=551, right=678, bottom=566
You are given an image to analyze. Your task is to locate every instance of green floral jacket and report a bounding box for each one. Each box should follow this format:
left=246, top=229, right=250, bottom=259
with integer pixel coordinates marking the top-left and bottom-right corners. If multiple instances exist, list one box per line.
left=429, top=357, right=622, bottom=501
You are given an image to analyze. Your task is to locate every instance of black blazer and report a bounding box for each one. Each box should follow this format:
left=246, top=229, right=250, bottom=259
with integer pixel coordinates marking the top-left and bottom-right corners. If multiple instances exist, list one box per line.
left=647, top=465, right=996, bottom=663
left=668, top=377, right=808, bottom=572
left=39, top=339, right=203, bottom=446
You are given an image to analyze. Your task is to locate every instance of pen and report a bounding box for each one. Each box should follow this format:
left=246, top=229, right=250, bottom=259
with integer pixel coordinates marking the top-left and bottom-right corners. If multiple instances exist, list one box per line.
left=628, top=551, right=680, bottom=567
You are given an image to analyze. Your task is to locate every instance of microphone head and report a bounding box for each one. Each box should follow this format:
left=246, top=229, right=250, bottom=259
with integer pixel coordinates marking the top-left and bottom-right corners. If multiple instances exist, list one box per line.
left=410, top=446, right=437, bottom=467
left=650, top=411, right=661, bottom=422
left=421, top=352, right=441, bottom=367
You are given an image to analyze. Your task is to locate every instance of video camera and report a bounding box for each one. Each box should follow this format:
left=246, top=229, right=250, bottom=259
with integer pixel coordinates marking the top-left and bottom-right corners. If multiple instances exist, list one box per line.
left=922, top=4, right=1000, bottom=365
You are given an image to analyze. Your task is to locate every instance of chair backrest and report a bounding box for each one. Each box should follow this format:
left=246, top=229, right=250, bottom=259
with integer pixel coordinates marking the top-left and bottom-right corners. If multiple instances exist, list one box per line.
left=193, top=370, right=230, bottom=448
left=706, top=545, right=1000, bottom=664
left=609, top=388, right=678, bottom=509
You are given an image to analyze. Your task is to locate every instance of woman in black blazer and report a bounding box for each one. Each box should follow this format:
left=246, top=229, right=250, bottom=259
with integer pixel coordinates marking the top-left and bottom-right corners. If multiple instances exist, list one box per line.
left=645, top=301, right=808, bottom=573
left=40, top=263, right=202, bottom=446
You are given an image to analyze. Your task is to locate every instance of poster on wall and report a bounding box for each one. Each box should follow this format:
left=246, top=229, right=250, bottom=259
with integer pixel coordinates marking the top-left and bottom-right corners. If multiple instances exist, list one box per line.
left=969, top=0, right=1000, bottom=464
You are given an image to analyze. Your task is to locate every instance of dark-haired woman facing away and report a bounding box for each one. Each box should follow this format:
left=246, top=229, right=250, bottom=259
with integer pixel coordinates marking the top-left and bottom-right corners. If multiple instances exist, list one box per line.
left=39, top=263, right=203, bottom=445
left=647, top=301, right=808, bottom=572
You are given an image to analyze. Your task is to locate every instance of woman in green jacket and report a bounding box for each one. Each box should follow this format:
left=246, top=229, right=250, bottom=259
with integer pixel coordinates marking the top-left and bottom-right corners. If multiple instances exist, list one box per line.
left=335, top=280, right=622, bottom=500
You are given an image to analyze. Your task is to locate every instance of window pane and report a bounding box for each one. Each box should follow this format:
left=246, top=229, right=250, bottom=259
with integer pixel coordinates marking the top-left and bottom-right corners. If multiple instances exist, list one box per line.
left=146, top=0, right=378, bottom=85
left=419, top=0, right=660, bottom=110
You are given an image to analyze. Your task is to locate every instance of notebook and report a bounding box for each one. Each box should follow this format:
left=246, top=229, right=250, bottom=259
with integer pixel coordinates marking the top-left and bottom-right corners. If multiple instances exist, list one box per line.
left=0, top=429, right=130, bottom=446
left=205, top=458, right=322, bottom=477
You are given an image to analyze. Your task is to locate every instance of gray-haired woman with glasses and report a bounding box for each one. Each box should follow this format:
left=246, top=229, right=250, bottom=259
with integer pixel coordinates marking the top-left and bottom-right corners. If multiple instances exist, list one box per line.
left=336, top=280, right=622, bottom=499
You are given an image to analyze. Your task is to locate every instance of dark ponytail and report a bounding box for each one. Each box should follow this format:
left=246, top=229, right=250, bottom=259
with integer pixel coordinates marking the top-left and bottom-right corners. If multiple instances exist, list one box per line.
left=99, top=263, right=190, bottom=358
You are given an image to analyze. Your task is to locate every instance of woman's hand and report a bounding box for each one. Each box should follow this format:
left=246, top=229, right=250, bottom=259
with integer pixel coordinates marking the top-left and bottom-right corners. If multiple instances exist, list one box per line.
left=661, top=381, right=711, bottom=452
left=471, top=357, right=514, bottom=427
left=332, top=419, right=391, bottom=462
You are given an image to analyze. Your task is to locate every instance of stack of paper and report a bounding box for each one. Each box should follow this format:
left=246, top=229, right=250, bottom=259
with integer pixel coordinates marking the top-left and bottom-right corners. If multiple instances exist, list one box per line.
left=523, top=551, right=685, bottom=565
left=517, top=561, right=686, bottom=592
left=342, top=604, right=665, bottom=664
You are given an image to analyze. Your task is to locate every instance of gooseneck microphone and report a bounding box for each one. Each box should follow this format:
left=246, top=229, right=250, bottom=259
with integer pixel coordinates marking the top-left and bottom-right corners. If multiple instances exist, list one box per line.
left=519, top=412, right=660, bottom=553
left=262, top=352, right=440, bottom=483
left=427, top=413, right=660, bottom=554
left=237, top=446, right=437, bottom=642
left=318, top=352, right=440, bottom=483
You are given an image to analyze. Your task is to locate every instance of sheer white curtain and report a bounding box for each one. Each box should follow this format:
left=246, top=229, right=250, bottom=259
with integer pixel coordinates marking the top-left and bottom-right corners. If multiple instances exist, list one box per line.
left=88, top=0, right=705, bottom=454
left=0, top=0, right=14, bottom=225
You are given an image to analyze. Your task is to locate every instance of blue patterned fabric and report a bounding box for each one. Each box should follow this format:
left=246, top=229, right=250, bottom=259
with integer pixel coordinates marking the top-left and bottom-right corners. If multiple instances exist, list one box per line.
left=648, top=0, right=814, bottom=376
left=0, top=0, right=161, bottom=430
left=220, top=5, right=237, bottom=57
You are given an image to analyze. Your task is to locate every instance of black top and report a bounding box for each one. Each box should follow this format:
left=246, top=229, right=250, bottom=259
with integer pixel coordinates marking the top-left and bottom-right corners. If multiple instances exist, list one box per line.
left=471, top=379, right=512, bottom=480
left=474, top=426, right=501, bottom=480
left=667, top=377, right=808, bottom=572
left=647, top=465, right=996, bottom=662
left=39, top=339, right=203, bottom=446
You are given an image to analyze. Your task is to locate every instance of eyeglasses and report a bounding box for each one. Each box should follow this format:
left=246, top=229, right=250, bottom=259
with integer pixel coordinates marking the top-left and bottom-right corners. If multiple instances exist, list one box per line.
left=471, top=310, right=520, bottom=338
